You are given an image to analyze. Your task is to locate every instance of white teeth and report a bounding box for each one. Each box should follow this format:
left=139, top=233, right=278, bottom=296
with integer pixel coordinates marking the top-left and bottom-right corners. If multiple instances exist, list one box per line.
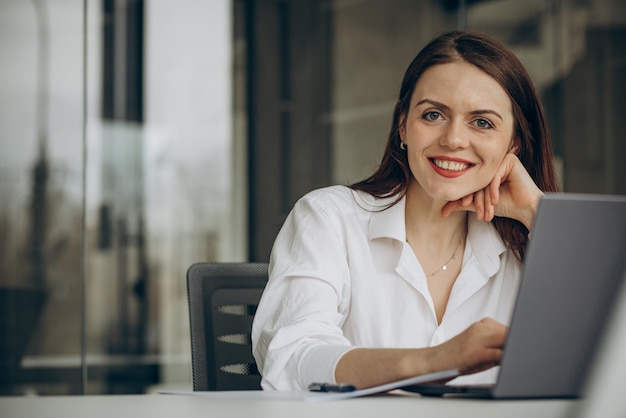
left=433, top=159, right=470, bottom=171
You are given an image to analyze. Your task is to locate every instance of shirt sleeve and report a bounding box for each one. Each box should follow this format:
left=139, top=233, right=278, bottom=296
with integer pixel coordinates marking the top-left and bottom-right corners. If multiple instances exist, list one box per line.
left=251, top=191, right=357, bottom=390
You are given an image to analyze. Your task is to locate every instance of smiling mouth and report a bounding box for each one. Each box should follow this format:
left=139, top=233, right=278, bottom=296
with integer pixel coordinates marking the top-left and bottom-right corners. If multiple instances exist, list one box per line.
left=430, top=158, right=474, bottom=172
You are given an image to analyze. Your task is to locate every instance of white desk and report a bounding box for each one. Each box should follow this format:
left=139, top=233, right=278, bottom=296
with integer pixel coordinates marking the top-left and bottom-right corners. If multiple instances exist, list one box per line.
left=0, top=392, right=577, bottom=418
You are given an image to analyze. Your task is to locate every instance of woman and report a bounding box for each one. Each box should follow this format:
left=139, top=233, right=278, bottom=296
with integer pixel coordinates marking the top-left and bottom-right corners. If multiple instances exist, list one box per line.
left=251, top=30, right=559, bottom=391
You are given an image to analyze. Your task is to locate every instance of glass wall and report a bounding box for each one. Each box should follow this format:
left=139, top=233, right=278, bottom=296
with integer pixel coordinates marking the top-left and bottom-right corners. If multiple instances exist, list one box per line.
left=1, top=0, right=624, bottom=396
left=0, top=0, right=240, bottom=395
left=1, top=0, right=85, bottom=395
left=83, top=0, right=240, bottom=394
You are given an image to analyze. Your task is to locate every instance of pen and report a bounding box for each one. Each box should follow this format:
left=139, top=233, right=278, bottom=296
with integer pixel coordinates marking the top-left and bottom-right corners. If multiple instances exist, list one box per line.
left=308, top=382, right=357, bottom=393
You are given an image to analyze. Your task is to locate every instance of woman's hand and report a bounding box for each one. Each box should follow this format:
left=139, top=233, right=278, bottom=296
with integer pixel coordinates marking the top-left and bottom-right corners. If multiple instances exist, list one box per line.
left=426, top=318, right=508, bottom=376
left=441, top=153, right=544, bottom=230
left=335, top=318, right=507, bottom=389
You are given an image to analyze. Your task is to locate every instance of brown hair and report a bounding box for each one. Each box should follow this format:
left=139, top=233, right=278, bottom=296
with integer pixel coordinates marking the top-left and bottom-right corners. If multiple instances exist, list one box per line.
left=349, top=30, right=558, bottom=260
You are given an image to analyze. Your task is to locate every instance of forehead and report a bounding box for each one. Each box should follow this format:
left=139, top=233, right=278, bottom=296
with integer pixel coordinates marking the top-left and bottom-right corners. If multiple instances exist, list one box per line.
left=411, top=61, right=512, bottom=115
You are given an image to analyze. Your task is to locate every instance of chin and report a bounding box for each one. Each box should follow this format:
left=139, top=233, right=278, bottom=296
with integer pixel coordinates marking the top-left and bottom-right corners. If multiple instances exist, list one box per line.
left=417, top=180, right=481, bottom=203
left=431, top=190, right=468, bottom=203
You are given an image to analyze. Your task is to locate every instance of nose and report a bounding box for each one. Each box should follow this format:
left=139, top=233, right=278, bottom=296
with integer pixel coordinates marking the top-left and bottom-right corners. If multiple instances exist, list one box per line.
left=439, top=120, right=469, bottom=149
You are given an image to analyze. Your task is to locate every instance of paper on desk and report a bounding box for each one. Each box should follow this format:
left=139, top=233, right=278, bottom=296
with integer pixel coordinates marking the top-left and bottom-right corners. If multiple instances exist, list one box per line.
left=159, top=369, right=458, bottom=402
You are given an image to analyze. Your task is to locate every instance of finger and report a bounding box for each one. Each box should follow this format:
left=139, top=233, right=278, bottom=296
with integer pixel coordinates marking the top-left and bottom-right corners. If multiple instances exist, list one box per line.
left=442, top=195, right=477, bottom=218
left=441, top=200, right=460, bottom=218
left=485, top=329, right=507, bottom=348
left=458, top=348, right=503, bottom=375
left=490, top=154, right=514, bottom=205
left=489, top=173, right=501, bottom=206
left=484, top=186, right=495, bottom=221
left=474, top=189, right=485, bottom=220
left=474, top=318, right=508, bottom=346
left=484, top=329, right=507, bottom=348
left=464, top=350, right=503, bottom=374
left=461, top=194, right=474, bottom=207
left=480, top=347, right=503, bottom=365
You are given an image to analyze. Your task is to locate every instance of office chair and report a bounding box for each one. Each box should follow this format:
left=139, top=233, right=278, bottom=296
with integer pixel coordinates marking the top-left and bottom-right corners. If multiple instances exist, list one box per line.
left=187, top=262, right=268, bottom=391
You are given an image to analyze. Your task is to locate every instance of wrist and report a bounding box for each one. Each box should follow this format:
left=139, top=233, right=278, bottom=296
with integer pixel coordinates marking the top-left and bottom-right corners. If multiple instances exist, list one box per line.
left=520, top=191, right=544, bottom=231
left=409, top=346, right=444, bottom=377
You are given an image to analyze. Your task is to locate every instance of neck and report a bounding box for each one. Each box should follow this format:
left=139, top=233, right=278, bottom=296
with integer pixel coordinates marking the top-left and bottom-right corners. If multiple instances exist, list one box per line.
left=404, top=184, right=468, bottom=252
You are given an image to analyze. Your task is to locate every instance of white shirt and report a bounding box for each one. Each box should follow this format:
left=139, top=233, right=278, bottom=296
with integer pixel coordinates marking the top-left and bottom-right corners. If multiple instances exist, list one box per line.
left=251, top=185, right=521, bottom=390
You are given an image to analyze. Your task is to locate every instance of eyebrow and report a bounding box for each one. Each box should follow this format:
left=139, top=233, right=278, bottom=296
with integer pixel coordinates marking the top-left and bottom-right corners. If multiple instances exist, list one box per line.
left=415, top=99, right=504, bottom=122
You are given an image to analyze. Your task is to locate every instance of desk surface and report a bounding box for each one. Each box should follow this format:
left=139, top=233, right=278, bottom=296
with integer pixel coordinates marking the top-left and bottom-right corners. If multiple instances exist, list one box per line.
left=0, top=392, right=577, bottom=418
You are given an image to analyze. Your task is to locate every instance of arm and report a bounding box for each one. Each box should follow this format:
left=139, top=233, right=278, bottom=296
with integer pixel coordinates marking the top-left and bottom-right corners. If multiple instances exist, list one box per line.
left=335, top=318, right=507, bottom=389
left=251, top=191, right=354, bottom=390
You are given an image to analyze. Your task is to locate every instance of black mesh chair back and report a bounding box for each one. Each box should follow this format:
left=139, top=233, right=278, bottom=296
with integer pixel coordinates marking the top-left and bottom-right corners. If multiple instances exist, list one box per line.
left=187, top=262, right=268, bottom=391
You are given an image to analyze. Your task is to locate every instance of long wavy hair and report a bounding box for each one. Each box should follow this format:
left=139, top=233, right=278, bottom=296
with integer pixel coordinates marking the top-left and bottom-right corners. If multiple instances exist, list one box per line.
left=349, top=30, right=559, bottom=261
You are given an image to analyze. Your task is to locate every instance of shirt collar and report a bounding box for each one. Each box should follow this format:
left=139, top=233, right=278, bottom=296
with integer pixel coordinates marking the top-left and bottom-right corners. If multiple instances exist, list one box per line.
left=466, top=214, right=508, bottom=277
left=367, top=194, right=407, bottom=243
left=365, top=191, right=508, bottom=276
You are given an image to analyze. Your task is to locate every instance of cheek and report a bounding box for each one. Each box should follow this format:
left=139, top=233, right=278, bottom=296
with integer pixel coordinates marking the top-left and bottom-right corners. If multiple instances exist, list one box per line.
left=478, top=144, right=510, bottom=179
left=490, top=146, right=510, bottom=166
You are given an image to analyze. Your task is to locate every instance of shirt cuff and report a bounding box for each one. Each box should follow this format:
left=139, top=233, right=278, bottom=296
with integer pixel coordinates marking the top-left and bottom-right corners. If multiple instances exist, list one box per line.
left=298, top=344, right=359, bottom=386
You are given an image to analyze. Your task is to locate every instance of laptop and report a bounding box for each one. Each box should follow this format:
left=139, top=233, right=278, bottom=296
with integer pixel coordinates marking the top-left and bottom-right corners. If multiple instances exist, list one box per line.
left=402, top=193, right=626, bottom=399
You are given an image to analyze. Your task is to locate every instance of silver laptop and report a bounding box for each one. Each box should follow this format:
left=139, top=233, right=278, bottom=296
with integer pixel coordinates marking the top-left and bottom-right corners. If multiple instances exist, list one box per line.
left=403, top=193, right=626, bottom=399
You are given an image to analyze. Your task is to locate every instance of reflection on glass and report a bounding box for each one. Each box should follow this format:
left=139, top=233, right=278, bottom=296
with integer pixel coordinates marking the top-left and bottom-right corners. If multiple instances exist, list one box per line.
left=1, top=0, right=238, bottom=395
left=1, top=0, right=84, bottom=395
left=83, top=0, right=237, bottom=394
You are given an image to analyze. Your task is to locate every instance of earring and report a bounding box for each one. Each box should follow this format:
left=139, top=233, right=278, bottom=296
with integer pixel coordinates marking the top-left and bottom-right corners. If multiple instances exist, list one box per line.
left=400, top=142, right=407, bottom=151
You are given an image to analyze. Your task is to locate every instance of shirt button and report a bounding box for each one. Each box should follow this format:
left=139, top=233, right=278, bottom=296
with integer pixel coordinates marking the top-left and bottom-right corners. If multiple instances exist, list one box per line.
left=433, top=335, right=440, bottom=345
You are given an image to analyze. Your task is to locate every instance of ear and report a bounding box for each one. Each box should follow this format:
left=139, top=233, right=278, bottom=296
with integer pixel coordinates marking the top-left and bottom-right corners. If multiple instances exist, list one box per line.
left=398, top=113, right=407, bottom=141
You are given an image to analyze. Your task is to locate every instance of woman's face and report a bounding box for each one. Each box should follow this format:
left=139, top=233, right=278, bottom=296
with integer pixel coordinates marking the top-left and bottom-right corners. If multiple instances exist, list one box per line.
left=399, top=60, right=515, bottom=203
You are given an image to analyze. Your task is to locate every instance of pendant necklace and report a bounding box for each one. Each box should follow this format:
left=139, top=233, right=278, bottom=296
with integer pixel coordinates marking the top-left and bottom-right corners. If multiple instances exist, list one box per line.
left=429, top=240, right=462, bottom=277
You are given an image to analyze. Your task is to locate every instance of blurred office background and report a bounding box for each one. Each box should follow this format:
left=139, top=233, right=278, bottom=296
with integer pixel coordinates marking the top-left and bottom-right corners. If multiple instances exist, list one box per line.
left=0, top=0, right=624, bottom=395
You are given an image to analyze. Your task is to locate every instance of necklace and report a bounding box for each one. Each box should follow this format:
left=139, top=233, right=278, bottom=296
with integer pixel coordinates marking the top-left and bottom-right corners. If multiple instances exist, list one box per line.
left=429, top=240, right=462, bottom=277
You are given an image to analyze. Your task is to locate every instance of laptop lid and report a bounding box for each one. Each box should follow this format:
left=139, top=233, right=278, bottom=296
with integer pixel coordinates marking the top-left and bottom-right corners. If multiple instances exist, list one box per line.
left=493, top=193, right=626, bottom=398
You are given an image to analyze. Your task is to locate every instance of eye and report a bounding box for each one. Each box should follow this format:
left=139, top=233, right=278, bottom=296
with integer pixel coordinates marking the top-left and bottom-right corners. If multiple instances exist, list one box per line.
left=472, top=117, right=494, bottom=129
left=423, top=111, right=443, bottom=121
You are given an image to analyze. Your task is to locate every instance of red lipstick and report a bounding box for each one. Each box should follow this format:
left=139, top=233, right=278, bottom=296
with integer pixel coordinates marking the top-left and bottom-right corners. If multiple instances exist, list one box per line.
left=428, top=157, right=474, bottom=178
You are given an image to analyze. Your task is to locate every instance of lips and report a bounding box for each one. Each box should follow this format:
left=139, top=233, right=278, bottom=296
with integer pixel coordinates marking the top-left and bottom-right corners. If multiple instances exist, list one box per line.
left=429, top=157, right=474, bottom=178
